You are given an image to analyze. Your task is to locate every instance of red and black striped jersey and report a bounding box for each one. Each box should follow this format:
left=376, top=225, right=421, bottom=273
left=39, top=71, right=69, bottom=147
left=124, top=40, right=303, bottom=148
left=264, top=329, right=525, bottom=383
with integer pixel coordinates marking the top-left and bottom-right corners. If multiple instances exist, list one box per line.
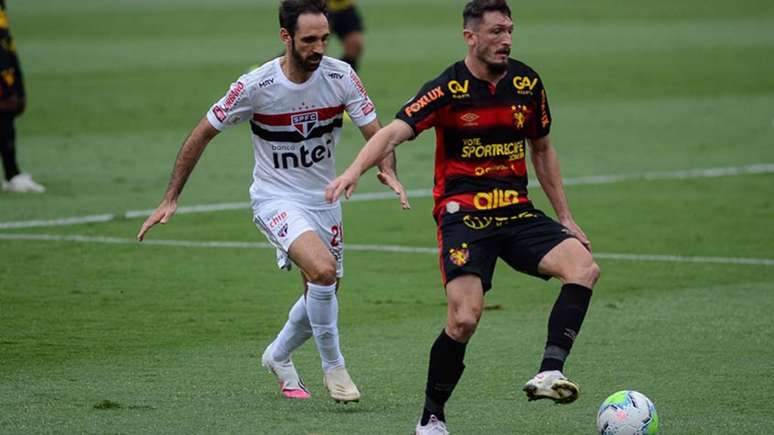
left=396, top=59, right=551, bottom=219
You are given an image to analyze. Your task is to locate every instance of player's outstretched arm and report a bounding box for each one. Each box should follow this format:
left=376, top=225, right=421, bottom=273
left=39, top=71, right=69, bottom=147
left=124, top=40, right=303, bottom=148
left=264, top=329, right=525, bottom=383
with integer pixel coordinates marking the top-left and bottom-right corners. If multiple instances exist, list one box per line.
left=326, top=119, right=414, bottom=203
left=357, top=120, right=411, bottom=209
left=528, top=134, right=591, bottom=250
left=137, top=117, right=220, bottom=241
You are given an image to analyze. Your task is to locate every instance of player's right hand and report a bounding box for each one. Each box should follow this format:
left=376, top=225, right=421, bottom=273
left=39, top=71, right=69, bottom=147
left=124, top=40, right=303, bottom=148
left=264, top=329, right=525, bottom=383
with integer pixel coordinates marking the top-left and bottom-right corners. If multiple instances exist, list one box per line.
left=325, top=170, right=359, bottom=203
left=137, top=200, right=177, bottom=241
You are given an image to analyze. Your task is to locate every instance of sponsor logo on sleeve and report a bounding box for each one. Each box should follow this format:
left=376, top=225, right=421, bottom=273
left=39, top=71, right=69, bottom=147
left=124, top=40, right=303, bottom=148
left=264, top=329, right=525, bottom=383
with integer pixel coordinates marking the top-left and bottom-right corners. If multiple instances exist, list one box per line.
left=223, top=81, right=245, bottom=111
left=540, top=89, right=550, bottom=128
left=360, top=101, right=375, bottom=116
left=328, top=72, right=345, bottom=80
left=212, top=106, right=227, bottom=122
left=350, top=71, right=368, bottom=97
left=403, top=86, right=445, bottom=117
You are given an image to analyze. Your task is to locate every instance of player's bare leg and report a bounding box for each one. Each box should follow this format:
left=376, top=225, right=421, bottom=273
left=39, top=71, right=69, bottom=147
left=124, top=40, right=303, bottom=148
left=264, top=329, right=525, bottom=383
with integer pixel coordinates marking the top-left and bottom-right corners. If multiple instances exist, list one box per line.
left=417, top=274, right=484, bottom=433
left=288, top=231, right=360, bottom=403
left=523, top=238, right=600, bottom=404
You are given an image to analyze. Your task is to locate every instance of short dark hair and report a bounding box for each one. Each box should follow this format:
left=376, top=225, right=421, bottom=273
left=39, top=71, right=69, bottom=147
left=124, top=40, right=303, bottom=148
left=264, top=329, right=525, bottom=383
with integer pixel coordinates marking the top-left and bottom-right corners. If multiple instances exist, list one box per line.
left=463, top=0, right=511, bottom=28
left=279, top=0, right=328, bottom=36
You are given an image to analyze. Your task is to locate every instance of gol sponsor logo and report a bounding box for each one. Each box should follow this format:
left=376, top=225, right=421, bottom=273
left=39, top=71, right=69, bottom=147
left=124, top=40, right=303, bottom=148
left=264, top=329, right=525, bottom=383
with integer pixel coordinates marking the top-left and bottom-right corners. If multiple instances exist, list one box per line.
left=474, top=189, right=520, bottom=210
left=461, top=138, right=525, bottom=160
left=463, top=211, right=537, bottom=230
left=404, top=86, right=445, bottom=117
left=513, top=76, right=539, bottom=94
left=463, top=215, right=493, bottom=230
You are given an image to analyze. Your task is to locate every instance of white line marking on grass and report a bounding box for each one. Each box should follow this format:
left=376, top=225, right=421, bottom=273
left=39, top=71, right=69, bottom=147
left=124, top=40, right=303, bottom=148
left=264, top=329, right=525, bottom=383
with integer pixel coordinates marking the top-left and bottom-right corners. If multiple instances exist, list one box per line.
left=0, top=214, right=116, bottom=229
left=1, top=233, right=773, bottom=267
left=1, top=163, right=772, bottom=230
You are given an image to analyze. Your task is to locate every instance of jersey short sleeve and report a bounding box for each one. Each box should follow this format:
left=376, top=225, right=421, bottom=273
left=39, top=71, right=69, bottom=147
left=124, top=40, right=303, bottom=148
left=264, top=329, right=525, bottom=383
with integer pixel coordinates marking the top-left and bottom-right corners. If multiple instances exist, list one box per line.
left=395, top=75, right=450, bottom=137
left=526, top=74, right=552, bottom=139
left=343, top=68, right=377, bottom=127
left=206, top=75, right=256, bottom=131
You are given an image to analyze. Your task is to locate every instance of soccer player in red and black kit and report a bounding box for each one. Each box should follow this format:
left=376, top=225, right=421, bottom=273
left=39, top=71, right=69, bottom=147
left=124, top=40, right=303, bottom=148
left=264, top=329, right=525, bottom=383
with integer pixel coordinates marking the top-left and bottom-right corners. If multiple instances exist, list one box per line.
left=0, top=0, right=44, bottom=193
left=326, top=0, right=600, bottom=433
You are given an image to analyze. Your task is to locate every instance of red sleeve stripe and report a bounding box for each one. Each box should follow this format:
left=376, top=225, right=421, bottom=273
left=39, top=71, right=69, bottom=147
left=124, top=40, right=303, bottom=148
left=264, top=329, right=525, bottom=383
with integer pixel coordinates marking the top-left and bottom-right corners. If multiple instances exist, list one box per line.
left=252, top=105, right=346, bottom=126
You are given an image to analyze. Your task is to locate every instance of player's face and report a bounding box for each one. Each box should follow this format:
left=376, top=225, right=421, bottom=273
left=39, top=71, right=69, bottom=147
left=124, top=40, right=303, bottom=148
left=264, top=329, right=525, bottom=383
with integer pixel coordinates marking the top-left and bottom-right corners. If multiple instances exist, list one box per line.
left=470, top=11, right=513, bottom=74
left=290, top=13, right=330, bottom=72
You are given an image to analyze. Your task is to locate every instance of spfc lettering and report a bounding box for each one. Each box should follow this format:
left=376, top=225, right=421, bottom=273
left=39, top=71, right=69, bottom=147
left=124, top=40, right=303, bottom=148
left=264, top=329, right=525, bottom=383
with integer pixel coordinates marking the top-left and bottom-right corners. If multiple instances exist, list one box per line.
left=291, top=112, right=319, bottom=137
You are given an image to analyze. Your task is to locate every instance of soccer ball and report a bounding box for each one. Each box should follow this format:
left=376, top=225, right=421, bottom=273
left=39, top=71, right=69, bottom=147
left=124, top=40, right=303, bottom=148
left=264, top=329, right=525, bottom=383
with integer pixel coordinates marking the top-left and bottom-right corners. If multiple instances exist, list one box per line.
left=596, top=390, right=659, bottom=435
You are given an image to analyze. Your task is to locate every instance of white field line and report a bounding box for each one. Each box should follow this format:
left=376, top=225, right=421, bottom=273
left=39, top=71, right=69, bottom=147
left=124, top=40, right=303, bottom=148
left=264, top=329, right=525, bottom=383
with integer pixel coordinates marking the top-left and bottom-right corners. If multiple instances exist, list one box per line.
left=1, top=233, right=773, bottom=267
left=1, top=163, right=773, bottom=230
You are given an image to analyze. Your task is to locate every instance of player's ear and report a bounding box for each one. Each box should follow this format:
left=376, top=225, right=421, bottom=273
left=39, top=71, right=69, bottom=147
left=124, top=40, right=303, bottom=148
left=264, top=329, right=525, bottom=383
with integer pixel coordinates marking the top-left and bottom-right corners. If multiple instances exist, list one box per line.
left=280, top=28, right=292, bottom=47
left=463, top=28, right=476, bottom=48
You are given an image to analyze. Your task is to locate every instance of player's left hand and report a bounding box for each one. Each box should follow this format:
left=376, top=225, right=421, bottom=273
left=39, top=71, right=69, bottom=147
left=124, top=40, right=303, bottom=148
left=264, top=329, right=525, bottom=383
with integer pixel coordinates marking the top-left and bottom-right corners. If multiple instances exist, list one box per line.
left=377, top=170, right=411, bottom=210
left=325, top=169, right=360, bottom=203
left=561, top=219, right=591, bottom=252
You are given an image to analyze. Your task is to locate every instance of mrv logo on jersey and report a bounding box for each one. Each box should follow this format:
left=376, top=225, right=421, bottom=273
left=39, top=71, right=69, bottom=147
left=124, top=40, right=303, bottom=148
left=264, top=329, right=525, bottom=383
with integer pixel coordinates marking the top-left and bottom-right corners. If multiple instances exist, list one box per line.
left=272, top=143, right=332, bottom=169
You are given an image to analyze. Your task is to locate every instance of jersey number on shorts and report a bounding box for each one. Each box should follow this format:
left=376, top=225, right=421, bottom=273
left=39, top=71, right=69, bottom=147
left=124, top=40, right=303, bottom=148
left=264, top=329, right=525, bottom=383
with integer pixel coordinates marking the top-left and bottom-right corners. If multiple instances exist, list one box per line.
left=330, top=223, right=343, bottom=247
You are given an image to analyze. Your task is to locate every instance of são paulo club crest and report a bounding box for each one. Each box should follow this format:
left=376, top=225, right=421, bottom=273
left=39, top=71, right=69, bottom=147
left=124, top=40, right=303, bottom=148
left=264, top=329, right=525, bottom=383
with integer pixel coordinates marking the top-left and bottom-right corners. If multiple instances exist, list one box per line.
left=291, top=111, right=319, bottom=138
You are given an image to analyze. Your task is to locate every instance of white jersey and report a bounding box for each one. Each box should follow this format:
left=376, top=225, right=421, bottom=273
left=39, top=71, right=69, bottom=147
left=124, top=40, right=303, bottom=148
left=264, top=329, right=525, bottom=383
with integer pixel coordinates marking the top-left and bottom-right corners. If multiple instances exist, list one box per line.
left=206, top=57, right=377, bottom=207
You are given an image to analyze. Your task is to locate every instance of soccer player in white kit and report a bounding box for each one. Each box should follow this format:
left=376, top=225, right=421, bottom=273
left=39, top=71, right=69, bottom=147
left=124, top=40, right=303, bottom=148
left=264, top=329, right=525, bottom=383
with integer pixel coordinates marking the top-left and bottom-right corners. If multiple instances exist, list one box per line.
left=137, top=0, right=408, bottom=403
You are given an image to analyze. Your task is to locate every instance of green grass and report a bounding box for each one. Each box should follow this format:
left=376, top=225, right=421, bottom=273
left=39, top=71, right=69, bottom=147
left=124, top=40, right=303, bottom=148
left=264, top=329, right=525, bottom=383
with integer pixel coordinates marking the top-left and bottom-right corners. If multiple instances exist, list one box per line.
left=2, top=0, right=774, bottom=433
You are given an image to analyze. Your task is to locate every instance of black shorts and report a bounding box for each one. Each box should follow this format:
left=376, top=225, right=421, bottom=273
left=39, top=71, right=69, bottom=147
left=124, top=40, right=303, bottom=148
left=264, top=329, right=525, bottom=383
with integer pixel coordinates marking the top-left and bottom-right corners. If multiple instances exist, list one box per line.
left=329, top=6, right=363, bottom=39
left=437, top=204, right=574, bottom=292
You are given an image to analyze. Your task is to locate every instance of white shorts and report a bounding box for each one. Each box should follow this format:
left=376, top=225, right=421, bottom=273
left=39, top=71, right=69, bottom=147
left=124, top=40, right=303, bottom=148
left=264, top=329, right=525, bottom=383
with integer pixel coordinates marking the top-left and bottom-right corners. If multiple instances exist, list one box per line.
left=253, top=199, right=344, bottom=278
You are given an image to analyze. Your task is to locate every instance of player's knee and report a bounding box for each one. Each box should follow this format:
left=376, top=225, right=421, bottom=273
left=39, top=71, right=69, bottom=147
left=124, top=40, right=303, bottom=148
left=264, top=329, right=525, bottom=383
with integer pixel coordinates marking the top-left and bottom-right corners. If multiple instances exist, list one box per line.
left=447, top=315, right=479, bottom=342
left=589, top=261, right=601, bottom=285
left=307, top=261, right=337, bottom=286
left=567, top=261, right=600, bottom=288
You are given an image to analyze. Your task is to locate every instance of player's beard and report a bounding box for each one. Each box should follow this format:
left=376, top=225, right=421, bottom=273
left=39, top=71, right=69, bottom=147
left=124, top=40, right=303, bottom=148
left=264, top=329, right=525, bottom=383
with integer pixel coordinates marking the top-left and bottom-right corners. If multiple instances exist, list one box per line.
left=478, top=46, right=509, bottom=75
left=290, top=40, right=323, bottom=72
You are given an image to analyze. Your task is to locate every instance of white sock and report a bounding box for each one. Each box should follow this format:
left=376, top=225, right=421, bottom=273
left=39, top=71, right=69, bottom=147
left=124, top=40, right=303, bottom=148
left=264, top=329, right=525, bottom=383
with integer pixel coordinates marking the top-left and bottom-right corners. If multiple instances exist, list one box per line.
left=271, top=295, right=313, bottom=362
left=305, top=282, right=344, bottom=372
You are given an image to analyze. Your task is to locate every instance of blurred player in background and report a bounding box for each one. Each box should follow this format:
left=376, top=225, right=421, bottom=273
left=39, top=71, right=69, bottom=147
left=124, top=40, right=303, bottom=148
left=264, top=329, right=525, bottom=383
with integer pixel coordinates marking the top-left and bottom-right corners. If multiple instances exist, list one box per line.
left=138, top=0, right=407, bottom=404
left=0, top=0, right=45, bottom=193
left=326, top=0, right=599, bottom=432
left=327, top=0, right=364, bottom=72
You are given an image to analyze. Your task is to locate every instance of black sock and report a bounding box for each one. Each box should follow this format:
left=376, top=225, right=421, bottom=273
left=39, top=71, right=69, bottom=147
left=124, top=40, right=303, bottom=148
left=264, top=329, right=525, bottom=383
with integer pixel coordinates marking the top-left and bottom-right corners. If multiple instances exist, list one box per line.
left=540, top=283, right=592, bottom=373
left=0, top=115, right=20, bottom=181
left=341, top=55, right=358, bottom=72
left=420, top=330, right=467, bottom=425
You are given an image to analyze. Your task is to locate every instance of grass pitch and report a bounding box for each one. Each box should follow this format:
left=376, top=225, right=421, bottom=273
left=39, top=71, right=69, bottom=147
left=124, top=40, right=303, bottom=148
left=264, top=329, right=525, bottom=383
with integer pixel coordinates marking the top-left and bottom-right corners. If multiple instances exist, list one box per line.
left=2, top=0, right=774, bottom=433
